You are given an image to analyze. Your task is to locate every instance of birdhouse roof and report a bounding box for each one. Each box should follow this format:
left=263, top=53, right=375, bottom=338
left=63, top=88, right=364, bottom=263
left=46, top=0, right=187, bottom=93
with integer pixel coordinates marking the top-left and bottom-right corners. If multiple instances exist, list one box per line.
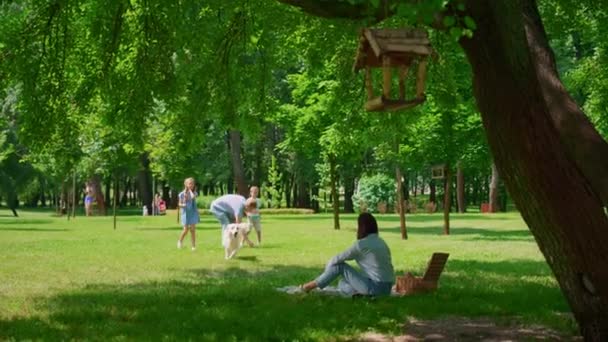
left=354, top=28, right=432, bottom=71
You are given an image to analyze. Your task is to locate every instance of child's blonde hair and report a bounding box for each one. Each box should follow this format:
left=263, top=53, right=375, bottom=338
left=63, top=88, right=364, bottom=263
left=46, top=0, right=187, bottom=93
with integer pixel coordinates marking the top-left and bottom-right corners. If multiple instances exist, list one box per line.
left=184, top=177, right=195, bottom=190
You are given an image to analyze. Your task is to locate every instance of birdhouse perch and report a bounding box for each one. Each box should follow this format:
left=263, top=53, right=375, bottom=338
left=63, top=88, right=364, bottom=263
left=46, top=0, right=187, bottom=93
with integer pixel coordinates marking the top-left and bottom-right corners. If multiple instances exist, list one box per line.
left=353, top=28, right=432, bottom=112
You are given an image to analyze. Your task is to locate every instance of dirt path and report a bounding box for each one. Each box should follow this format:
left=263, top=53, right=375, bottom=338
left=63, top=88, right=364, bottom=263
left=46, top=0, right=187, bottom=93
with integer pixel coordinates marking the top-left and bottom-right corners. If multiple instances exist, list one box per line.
left=359, top=317, right=580, bottom=341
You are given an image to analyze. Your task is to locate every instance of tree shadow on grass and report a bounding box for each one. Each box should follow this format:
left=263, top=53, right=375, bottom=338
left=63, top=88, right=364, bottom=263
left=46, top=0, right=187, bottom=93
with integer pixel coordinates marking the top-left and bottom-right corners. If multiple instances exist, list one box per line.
left=0, top=219, right=54, bottom=225
left=0, top=227, right=70, bottom=232
left=0, top=260, right=576, bottom=341
left=381, top=225, right=532, bottom=241
left=375, top=213, right=515, bottom=223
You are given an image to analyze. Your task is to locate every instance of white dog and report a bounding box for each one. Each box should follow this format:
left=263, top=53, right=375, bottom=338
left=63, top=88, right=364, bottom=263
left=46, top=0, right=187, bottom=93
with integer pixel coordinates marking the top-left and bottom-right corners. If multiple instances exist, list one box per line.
left=222, top=222, right=251, bottom=259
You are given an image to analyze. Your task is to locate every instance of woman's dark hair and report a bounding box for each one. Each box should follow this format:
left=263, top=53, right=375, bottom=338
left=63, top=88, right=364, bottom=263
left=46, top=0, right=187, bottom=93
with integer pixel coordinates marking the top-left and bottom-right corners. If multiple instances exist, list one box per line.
left=357, top=212, right=379, bottom=240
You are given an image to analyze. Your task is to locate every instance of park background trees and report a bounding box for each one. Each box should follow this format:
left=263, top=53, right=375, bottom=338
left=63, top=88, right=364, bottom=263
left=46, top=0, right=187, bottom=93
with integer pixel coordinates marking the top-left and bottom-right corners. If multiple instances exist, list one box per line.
left=2, top=0, right=608, bottom=337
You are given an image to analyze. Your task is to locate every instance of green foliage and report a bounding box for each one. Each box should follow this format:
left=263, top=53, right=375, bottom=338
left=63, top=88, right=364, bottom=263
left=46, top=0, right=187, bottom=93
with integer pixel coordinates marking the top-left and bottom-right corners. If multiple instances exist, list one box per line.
left=352, top=174, right=396, bottom=212
left=263, top=155, right=283, bottom=209
left=540, top=1, right=608, bottom=139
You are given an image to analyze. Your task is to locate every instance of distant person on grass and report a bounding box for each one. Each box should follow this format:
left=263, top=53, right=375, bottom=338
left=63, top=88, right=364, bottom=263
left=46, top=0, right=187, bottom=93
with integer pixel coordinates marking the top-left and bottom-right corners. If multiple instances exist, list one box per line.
left=300, top=213, right=395, bottom=296
left=210, top=194, right=256, bottom=247
left=246, top=186, right=263, bottom=246
left=177, top=177, right=199, bottom=251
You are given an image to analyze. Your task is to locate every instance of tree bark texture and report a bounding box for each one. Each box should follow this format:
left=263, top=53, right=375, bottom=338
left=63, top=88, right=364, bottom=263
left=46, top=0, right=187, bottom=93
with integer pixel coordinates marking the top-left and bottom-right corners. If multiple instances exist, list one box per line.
left=461, top=0, right=608, bottom=338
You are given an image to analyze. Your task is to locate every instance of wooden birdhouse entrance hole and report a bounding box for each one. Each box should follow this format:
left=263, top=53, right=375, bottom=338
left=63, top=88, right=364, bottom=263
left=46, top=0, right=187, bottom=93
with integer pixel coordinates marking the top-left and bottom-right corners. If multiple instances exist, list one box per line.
left=354, top=28, right=432, bottom=112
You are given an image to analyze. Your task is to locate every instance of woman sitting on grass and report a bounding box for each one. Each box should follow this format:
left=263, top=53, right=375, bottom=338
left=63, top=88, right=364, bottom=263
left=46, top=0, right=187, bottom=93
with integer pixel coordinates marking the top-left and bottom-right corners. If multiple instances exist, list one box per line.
left=301, top=212, right=395, bottom=296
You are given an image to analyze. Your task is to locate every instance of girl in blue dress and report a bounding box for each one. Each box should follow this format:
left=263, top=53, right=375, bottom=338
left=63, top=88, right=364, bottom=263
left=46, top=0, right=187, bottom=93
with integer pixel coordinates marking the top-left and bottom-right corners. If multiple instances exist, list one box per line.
left=177, top=177, right=200, bottom=251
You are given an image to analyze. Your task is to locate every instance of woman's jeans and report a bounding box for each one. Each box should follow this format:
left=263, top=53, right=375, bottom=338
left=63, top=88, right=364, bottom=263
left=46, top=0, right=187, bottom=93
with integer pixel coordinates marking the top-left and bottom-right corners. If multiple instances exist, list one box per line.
left=315, top=262, right=393, bottom=296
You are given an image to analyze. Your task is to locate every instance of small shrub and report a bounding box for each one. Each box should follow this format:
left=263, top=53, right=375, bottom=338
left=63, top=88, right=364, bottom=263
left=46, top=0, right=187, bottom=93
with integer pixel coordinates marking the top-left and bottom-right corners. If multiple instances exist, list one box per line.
left=352, top=174, right=396, bottom=214
left=195, top=195, right=215, bottom=209
left=259, top=208, right=314, bottom=215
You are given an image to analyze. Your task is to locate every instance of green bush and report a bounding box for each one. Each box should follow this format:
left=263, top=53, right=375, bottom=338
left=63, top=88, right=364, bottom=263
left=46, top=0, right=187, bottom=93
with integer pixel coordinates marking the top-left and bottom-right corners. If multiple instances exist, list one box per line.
left=195, top=195, right=216, bottom=209
left=258, top=208, right=314, bottom=215
left=352, top=174, right=396, bottom=213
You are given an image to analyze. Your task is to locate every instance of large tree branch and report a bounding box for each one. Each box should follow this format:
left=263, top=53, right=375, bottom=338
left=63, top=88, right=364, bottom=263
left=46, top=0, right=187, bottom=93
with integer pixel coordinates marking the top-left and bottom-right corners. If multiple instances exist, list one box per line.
left=276, top=0, right=392, bottom=21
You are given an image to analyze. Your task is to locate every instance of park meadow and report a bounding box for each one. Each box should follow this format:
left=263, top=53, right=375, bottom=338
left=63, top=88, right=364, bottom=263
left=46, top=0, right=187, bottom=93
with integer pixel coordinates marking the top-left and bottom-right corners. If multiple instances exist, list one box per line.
left=0, top=209, right=577, bottom=340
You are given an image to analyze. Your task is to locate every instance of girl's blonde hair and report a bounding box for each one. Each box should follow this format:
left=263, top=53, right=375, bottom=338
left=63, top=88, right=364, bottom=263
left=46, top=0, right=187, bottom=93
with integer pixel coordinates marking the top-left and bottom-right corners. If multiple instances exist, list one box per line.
left=184, top=177, right=195, bottom=190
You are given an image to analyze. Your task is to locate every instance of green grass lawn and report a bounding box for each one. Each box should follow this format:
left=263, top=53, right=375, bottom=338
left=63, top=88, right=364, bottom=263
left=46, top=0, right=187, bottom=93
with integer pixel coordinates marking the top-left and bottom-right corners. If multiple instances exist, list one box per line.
left=0, top=209, right=576, bottom=340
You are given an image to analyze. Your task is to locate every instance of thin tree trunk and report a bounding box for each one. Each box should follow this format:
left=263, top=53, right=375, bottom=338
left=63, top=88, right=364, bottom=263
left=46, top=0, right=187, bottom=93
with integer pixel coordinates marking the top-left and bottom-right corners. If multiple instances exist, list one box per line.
left=104, top=177, right=111, bottom=209
left=329, top=155, right=340, bottom=230
left=90, top=175, right=106, bottom=215
left=396, top=165, right=408, bottom=239
left=40, top=177, right=46, bottom=207
left=311, top=185, right=320, bottom=212
left=138, top=153, right=153, bottom=215
left=457, top=161, right=465, bottom=213
left=229, top=130, right=248, bottom=197
left=429, top=179, right=436, bottom=204
left=461, top=0, right=608, bottom=337
left=121, top=177, right=129, bottom=207
left=489, top=163, right=500, bottom=213
left=443, top=165, right=451, bottom=235
left=343, top=173, right=355, bottom=213
left=72, top=171, right=76, bottom=218
left=292, top=177, right=298, bottom=208
left=113, top=174, right=118, bottom=230
left=254, top=142, right=263, bottom=187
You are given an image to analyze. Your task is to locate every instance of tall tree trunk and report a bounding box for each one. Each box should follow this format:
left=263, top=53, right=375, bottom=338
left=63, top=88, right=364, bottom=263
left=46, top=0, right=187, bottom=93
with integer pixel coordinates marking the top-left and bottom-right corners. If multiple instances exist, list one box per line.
left=443, top=166, right=451, bottom=235
left=461, top=1, right=608, bottom=338
left=170, top=188, right=178, bottom=210
left=396, top=165, right=408, bottom=239
left=412, top=172, right=418, bottom=197
left=229, top=129, right=248, bottom=197
left=329, top=155, right=340, bottom=230
left=7, top=191, right=18, bottom=217
left=489, top=162, right=500, bottom=213
left=104, top=177, right=111, bottom=210
left=292, top=177, right=298, bottom=208
left=72, top=172, right=77, bottom=218
left=311, top=185, right=320, bottom=212
left=137, top=153, right=153, bottom=215
left=457, top=161, right=466, bottom=213
left=120, top=177, right=129, bottom=207
left=90, top=175, right=106, bottom=215
left=284, top=174, right=292, bottom=208
left=40, top=177, right=46, bottom=207
left=472, top=176, right=479, bottom=206
left=113, top=174, right=118, bottom=230
left=429, top=179, right=436, bottom=204
left=343, top=173, right=355, bottom=213
left=254, top=142, right=263, bottom=187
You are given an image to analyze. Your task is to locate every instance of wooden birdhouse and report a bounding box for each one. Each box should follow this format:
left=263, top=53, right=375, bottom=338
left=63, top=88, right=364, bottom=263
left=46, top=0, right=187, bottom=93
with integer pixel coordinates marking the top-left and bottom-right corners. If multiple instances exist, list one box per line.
left=431, top=164, right=446, bottom=179
left=353, top=28, right=432, bottom=112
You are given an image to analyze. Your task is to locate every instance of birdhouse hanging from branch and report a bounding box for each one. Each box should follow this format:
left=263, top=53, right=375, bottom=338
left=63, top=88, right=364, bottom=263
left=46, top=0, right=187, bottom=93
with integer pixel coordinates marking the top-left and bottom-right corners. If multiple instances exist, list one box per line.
left=353, top=28, right=432, bottom=112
